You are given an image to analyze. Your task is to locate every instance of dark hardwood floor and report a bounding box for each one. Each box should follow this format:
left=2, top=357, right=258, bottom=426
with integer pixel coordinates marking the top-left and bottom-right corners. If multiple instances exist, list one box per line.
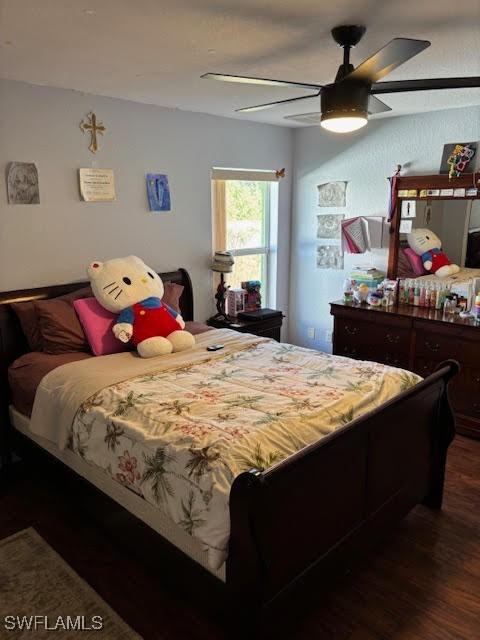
left=1, top=436, right=479, bottom=640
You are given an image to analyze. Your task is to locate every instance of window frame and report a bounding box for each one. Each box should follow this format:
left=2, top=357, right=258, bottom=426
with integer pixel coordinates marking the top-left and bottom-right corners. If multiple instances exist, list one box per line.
left=212, top=173, right=277, bottom=306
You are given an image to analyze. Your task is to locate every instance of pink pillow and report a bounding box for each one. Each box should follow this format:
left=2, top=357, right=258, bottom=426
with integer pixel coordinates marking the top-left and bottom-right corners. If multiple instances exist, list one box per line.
left=404, top=248, right=426, bottom=275
left=73, top=298, right=130, bottom=356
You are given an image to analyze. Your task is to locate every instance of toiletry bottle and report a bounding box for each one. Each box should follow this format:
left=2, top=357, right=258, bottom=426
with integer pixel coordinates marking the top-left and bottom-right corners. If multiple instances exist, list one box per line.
left=474, top=293, right=480, bottom=323
left=414, top=282, right=420, bottom=306
left=435, top=284, right=443, bottom=310
left=425, top=285, right=431, bottom=308
left=419, top=284, right=426, bottom=307
left=398, top=279, right=405, bottom=305
left=343, top=277, right=353, bottom=302
left=406, top=279, right=412, bottom=304
left=409, top=280, right=415, bottom=305
left=430, top=284, right=437, bottom=310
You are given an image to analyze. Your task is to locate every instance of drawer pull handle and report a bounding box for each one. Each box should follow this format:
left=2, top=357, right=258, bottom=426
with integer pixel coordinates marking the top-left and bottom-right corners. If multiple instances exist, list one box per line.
left=424, top=341, right=440, bottom=352
left=345, top=325, right=358, bottom=336
left=386, top=334, right=400, bottom=344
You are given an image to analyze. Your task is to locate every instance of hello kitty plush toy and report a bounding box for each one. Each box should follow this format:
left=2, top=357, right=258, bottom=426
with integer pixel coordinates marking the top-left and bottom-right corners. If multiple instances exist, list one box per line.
left=87, top=255, right=195, bottom=357
left=407, top=228, right=460, bottom=278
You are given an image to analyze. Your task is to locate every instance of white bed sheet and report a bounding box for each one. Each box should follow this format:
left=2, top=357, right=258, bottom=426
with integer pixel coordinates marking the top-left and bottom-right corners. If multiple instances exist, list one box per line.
left=9, top=406, right=226, bottom=582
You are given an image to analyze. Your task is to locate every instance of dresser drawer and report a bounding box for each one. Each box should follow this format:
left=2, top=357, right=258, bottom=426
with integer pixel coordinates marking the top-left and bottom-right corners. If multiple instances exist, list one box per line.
left=377, top=352, right=411, bottom=369
left=412, top=357, right=436, bottom=378
left=334, top=342, right=371, bottom=361
left=335, top=319, right=374, bottom=361
left=454, top=367, right=480, bottom=418
left=336, top=318, right=410, bottom=367
left=414, top=330, right=457, bottom=362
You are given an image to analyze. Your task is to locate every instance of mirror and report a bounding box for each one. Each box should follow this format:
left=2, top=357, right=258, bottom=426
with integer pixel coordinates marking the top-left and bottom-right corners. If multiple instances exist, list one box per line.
left=398, top=199, right=480, bottom=271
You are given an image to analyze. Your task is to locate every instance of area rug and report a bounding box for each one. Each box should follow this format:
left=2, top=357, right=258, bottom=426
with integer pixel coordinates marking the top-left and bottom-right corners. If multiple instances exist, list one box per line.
left=0, top=528, right=141, bottom=638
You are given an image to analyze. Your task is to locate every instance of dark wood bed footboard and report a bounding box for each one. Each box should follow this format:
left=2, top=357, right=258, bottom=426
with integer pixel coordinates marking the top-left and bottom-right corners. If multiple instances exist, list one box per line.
left=227, top=360, right=458, bottom=612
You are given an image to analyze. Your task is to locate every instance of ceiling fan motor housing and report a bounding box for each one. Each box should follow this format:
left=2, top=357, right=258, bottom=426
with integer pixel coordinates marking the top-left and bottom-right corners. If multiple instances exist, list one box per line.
left=321, top=81, right=370, bottom=122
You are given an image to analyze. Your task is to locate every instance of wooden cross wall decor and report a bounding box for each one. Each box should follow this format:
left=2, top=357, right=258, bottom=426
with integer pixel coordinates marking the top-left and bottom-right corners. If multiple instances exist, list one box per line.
left=80, top=112, right=106, bottom=153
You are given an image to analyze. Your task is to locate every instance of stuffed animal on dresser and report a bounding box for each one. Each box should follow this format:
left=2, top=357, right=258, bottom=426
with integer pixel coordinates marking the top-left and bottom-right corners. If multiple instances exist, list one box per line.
left=87, top=255, right=195, bottom=357
left=407, top=228, right=461, bottom=278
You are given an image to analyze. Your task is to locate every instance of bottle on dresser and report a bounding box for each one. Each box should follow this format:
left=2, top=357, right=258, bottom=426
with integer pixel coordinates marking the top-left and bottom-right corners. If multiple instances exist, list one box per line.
left=413, top=281, right=420, bottom=306
left=419, top=283, right=426, bottom=307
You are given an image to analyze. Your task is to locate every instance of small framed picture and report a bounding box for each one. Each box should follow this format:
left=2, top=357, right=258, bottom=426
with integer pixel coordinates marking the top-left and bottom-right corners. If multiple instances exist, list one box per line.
left=401, top=200, right=416, bottom=218
left=146, top=173, right=171, bottom=211
left=399, top=219, right=413, bottom=234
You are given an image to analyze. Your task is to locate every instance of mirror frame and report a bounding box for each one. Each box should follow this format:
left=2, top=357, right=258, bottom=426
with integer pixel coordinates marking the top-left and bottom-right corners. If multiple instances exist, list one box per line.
left=387, top=172, right=480, bottom=278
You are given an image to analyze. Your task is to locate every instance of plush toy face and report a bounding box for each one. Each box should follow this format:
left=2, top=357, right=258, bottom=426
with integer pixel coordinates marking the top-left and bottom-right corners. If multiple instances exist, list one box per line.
left=87, top=255, right=164, bottom=313
left=407, top=228, right=442, bottom=256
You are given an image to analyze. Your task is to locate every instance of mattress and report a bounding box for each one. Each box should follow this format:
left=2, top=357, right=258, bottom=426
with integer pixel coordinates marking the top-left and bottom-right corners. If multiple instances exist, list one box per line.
left=8, top=321, right=212, bottom=416
left=27, top=328, right=422, bottom=570
left=9, top=406, right=226, bottom=581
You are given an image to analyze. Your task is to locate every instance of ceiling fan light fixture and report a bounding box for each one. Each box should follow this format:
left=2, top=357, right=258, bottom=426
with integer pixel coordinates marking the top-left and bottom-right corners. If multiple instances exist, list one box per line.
left=320, top=81, right=369, bottom=133
left=320, top=112, right=368, bottom=133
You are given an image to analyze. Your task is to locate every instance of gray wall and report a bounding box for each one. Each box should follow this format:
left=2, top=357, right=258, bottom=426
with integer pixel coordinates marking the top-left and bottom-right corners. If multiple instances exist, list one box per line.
left=290, top=106, right=480, bottom=352
left=0, top=80, right=293, bottom=324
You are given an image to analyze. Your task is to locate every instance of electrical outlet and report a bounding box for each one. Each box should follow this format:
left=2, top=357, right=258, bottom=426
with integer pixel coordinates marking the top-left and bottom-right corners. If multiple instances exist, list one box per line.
left=307, top=327, right=315, bottom=339
left=325, top=330, right=332, bottom=343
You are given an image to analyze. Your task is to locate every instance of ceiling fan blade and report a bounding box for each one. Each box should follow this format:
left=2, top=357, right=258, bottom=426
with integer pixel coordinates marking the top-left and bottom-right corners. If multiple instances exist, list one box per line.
left=236, top=93, right=320, bottom=113
left=284, top=112, right=322, bottom=125
left=368, top=95, right=392, bottom=114
left=371, top=76, right=480, bottom=94
left=346, top=38, right=430, bottom=83
left=201, top=72, right=322, bottom=91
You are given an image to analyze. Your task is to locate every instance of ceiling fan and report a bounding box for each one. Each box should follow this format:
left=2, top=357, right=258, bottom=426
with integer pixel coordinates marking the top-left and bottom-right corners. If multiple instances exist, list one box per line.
left=202, top=25, right=480, bottom=133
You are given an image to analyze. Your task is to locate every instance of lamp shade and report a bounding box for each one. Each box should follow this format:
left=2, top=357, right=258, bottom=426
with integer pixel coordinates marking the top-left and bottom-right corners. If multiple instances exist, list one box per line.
left=320, top=82, right=369, bottom=134
left=211, top=251, right=234, bottom=273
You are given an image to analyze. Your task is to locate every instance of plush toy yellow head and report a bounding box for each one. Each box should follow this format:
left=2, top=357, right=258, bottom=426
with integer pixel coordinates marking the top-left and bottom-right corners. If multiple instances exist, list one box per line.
left=87, top=255, right=195, bottom=358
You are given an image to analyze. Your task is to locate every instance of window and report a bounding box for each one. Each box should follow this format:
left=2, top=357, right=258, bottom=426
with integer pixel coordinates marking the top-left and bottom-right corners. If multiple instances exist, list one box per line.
left=212, top=168, right=279, bottom=306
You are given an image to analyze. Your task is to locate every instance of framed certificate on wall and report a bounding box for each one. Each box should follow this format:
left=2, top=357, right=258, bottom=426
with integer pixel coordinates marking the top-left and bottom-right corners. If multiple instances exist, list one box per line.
left=79, top=168, right=116, bottom=202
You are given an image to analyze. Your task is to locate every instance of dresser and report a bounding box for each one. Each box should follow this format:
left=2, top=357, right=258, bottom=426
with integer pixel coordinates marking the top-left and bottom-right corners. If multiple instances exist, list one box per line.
left=330, top=301, right=480, bottom=439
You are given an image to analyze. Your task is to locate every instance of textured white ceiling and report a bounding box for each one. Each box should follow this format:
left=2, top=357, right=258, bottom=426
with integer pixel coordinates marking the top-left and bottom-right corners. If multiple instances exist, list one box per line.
left=1, top=0, right=479, bottom=127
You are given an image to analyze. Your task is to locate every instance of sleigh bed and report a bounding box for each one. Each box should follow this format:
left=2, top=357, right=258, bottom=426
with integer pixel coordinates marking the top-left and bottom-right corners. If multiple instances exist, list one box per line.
left=0, top=268, right=458, bottom=626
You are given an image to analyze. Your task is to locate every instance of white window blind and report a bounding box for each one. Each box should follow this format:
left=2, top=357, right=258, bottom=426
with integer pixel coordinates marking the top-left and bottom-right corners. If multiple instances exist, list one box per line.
left=211, top=167, right=279, bottom=182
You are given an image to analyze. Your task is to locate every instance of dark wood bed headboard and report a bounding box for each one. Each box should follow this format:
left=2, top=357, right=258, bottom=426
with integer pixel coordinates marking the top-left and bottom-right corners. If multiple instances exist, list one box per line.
left=0, top=268, right=193, bottom=413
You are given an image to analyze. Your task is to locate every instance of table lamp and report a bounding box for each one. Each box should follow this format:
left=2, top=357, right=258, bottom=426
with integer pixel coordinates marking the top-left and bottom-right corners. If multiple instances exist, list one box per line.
left=211, top=251, right=234, bottom=320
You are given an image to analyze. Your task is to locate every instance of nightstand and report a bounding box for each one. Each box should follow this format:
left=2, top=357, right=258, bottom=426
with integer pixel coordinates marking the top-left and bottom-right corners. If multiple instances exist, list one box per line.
left=207, top=310, right=284, bottom=342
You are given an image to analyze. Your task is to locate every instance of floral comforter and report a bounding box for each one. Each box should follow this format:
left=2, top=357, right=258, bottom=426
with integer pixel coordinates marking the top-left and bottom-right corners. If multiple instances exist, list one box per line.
left=64, top=331, right=421, bottom=569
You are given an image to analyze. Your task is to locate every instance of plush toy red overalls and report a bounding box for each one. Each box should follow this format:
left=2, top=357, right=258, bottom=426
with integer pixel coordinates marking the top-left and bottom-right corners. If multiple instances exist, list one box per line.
left=117, top=297, right=182, bottom=346
left=421, top=248, right=451, bottom=274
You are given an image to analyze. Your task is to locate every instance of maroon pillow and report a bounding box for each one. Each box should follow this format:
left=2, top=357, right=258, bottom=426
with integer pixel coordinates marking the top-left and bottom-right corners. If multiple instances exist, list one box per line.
left=35, top=298, right=90, bottom=355
left=185, top=321, right=211, bottom=335
left=11, top=301, right=43, bottom=351
left=163, top=282, right=184, bottom=314
left=397, top=248, right=417, bottom=278
left=11, top=286, right=92, bottom=352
